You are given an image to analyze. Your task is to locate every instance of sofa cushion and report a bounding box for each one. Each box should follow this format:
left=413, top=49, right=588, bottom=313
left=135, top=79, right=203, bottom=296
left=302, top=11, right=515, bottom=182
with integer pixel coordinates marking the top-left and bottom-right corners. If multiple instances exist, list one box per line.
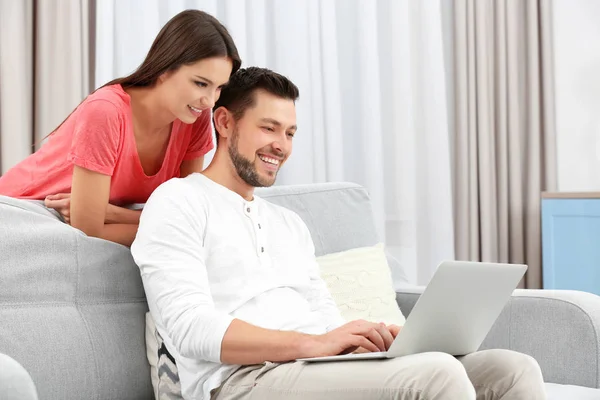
left=546, top=383, right=600, bottom=399
left=317, top=243, right=406, bottom=326
left=0, top=353, right=39, bottom=400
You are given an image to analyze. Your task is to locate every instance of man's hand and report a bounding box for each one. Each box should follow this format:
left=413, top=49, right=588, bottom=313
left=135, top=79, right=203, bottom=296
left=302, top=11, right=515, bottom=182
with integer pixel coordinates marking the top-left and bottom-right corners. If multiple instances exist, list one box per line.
left=388, top=324, right=402, bottom=338
left=45, top=193, right=71, bottom=224
left=352, top=324, right=403, bottom=354
left=302, top=320, right=399, bottom=358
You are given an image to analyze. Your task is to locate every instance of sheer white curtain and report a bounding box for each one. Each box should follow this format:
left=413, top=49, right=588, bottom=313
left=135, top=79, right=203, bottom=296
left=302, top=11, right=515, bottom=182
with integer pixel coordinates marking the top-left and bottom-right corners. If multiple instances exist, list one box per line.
left=95, top=0, right=454, bottom=286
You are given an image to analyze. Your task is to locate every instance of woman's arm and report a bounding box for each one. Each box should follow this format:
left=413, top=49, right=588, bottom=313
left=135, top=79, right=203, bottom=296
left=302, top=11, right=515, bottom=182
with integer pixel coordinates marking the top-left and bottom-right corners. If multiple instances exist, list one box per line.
left=104, top=155, right=207, bottom=225
left=180, top=156, right=205, bottom=178
left=97, top=224, right=139, bottom=246
left=46, top=195, right=141, bottom=225
left=105, top=204, right=141, bottom=224
left=70, top=165, right=138, bottom=247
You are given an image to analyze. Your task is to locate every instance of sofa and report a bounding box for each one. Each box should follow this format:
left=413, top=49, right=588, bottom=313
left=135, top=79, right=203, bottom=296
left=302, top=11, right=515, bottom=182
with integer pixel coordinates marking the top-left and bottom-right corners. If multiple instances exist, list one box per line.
left=1, top=182, right=600, bottom=399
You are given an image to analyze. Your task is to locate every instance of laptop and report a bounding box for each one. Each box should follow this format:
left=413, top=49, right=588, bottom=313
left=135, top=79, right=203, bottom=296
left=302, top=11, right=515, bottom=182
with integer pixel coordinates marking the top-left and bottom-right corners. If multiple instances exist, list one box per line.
left=297, top=260, right=527, bottom=362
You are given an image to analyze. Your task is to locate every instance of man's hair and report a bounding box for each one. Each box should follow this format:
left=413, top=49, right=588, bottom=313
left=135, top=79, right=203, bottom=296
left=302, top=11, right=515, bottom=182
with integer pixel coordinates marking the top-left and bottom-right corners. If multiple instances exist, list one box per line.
left=213, top=67, right=299, bottom=142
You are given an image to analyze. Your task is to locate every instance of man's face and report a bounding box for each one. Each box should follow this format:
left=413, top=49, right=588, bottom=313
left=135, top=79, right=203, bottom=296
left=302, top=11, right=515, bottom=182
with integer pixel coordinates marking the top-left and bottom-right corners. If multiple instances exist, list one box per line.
left=227, top=90, right=297, bottom=187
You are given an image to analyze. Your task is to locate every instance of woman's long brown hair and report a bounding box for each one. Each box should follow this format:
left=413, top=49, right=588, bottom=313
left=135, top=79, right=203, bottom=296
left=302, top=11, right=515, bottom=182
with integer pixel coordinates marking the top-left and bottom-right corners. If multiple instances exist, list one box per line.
left=38, top=9, right=241, bottom=144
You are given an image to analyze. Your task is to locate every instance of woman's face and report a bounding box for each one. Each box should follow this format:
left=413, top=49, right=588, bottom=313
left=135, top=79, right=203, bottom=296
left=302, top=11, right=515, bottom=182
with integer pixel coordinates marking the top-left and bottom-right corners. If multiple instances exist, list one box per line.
left=159, top=56, right=233, bottom=124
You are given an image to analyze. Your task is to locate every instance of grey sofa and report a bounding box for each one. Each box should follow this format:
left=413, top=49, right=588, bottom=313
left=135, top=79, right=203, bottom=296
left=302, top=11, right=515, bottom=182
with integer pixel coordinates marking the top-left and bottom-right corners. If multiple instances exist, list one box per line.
left=1, top=182, right=600, bottom=399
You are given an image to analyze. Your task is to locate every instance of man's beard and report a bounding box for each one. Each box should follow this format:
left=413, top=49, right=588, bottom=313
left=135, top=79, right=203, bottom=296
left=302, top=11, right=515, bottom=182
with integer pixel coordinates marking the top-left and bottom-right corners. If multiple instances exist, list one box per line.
left=228, top=127, right=281, bottom=188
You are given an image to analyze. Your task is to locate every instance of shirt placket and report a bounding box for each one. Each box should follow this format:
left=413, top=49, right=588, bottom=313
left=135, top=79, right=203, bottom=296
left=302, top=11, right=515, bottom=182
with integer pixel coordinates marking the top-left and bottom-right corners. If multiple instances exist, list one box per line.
left=243, top=202, right=272, bottom=267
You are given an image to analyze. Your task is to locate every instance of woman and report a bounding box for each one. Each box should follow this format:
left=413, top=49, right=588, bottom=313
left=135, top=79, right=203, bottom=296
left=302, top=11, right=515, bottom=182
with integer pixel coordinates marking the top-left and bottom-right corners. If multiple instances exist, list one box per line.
left=0, top=10, right=241, bottom=247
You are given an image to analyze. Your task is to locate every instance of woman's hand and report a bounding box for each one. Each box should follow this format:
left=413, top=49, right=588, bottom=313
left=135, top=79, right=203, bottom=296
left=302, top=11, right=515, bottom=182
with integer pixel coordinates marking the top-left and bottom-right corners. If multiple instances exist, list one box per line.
left=44, top=193, right=72, bottom=224
left=45, top=192, right=141, bottom=226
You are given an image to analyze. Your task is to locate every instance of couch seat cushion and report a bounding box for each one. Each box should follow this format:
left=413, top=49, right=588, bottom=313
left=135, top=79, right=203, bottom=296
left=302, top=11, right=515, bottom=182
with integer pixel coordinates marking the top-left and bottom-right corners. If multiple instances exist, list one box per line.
left=546, top=382, right=600, bottom=399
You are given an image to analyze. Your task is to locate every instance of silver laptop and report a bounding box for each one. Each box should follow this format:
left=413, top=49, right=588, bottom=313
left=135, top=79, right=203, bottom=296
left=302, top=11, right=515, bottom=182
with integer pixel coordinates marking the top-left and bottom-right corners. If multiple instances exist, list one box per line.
left=298, top=260, right=527, bottom=362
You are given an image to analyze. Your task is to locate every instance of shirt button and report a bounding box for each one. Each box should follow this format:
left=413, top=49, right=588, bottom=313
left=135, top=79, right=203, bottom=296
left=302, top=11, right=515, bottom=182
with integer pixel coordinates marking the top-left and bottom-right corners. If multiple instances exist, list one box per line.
left=261, top=247, right=264, bottom=253
left=258, top=223, right=261, bottom=229
left=246, top=207, right=251, bottom=213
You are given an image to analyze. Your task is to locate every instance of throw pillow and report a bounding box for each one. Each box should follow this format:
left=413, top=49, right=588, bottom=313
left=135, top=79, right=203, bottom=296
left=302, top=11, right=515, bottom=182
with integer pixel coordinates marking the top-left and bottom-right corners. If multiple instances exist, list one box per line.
left=316, top=243, right=406, bottom=326
left=145, top=312, right=159, bottom=398
left=145, top=312, right=183, bottom=400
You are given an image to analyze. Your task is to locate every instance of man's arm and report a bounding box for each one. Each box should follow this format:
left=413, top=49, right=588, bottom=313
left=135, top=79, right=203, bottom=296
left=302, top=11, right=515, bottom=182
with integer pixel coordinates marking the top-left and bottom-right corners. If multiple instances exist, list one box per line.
left=221, top=318, right=387, bottom=365
left=131, top=181, right=232, bottom=362
left=220, top=320, right=310, bottom=364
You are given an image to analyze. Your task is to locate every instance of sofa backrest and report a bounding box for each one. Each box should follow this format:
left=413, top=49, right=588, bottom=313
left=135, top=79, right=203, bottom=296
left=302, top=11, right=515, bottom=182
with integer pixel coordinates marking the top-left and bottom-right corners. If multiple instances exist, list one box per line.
left=256, top=182, right=382, bottom=255
left=0, top=182, right=384, bottom=400
left=0, top=195, right=152, bottom=400
left=257, top=182, right=405, bottom=282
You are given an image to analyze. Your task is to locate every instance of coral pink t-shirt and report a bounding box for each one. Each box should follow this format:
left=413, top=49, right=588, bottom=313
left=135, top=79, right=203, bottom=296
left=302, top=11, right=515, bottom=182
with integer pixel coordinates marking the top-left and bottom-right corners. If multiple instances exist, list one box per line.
left=0, top=84, right=213, bottom=205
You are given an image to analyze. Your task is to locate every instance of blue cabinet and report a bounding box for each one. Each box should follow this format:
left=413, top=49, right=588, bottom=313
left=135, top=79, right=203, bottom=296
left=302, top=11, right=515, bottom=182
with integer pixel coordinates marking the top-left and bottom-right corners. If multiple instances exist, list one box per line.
left=541, top=194, right=600, bottom=295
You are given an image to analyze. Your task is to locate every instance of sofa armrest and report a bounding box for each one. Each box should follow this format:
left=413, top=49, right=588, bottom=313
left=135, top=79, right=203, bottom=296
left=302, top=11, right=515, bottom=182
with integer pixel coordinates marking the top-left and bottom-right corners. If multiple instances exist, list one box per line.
left=0, top=353, right=38, bottom=400
left=396, top=287, right=600, bottom=388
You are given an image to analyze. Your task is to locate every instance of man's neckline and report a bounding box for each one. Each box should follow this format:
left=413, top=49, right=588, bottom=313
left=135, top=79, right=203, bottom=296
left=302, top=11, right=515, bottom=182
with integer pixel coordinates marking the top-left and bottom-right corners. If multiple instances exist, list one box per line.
left=194, top=173, right=259, bottom=204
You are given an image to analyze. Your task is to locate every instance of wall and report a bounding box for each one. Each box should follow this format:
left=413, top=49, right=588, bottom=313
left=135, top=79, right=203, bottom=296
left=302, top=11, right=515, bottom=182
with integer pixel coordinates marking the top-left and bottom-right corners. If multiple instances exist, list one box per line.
left=554, top=0, right=600, bottom=191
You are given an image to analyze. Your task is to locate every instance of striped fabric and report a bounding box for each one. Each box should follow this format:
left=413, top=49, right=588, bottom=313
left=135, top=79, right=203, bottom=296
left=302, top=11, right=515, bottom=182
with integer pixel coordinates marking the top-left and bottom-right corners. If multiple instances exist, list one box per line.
left=155, top=330, right=183, bottom=400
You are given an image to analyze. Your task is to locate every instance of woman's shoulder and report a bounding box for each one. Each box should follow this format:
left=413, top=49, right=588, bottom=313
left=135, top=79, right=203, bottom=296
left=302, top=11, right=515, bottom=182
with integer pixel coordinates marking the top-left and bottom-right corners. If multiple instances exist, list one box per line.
left=79, top=84, right=130, bottom=117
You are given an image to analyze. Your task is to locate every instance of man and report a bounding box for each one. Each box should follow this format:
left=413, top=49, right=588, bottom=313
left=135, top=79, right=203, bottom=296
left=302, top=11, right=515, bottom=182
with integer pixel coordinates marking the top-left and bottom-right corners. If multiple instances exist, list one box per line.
left=131, top=67, right=546, bottom=400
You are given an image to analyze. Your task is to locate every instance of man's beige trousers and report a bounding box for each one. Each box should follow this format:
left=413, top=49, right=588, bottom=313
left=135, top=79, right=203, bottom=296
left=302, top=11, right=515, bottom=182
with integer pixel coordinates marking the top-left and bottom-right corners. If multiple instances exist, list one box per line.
left=212, top=349, right=546, bottom=400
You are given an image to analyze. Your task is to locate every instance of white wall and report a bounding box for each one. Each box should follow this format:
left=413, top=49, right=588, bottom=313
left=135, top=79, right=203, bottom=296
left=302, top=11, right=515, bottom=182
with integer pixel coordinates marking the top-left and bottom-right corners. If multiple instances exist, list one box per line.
left=554, top=0, right=600, bottom=191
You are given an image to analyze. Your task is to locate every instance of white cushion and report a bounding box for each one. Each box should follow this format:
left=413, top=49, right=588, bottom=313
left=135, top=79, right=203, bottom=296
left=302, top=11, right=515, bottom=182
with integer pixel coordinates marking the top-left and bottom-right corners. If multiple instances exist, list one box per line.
left=316, top=243, right=406, bottom=326
left=146, top=312, right=182, bottom=399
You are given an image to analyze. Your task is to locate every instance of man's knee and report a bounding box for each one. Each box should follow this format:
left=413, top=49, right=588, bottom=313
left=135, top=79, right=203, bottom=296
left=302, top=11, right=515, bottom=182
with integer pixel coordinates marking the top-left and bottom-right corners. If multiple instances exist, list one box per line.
left=463, top=349, right=546, bottom=398
left=480, top=349, right=543, bottom=376
left=490, top=349, right=544, bottom=386
left=391, top=353, right=476, bottom=400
